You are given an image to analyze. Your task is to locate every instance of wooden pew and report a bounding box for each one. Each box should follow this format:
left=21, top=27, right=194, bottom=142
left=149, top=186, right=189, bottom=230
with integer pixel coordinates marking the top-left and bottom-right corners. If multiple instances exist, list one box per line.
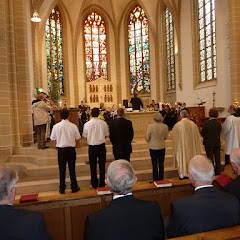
left=15, top=178, right=193, bottom=240
left=168, top=225, right=240, bottom=240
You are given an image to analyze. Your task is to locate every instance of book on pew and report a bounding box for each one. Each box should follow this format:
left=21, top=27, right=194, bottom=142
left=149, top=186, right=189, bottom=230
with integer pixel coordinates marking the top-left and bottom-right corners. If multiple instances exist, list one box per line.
left=96, top=187, right=111, bottom=195
left=19, top=193, right=39, bottom=203
left=154, top=180, right=172, bottom=188
left=214, top=174, right=232, bottom=188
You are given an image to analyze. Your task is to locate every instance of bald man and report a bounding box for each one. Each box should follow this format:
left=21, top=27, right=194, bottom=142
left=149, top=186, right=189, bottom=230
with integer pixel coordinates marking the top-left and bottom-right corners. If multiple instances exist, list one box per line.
left=167, top=155, right=240, bottom=238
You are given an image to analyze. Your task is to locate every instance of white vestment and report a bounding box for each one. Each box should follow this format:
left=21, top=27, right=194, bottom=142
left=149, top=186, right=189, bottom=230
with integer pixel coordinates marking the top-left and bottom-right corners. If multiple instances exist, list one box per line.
left=171, top=118, right=203, bottom=177
left=222, top=115, right=240, bottom=155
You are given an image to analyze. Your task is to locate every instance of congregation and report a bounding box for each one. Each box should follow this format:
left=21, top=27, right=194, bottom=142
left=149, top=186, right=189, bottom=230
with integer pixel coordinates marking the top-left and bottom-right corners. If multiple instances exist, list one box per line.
left=13, top=99, right=240, bottom=239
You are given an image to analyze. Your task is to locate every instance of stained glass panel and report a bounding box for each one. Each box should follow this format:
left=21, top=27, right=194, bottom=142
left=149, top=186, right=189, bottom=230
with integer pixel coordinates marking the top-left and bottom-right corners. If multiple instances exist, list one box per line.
left=45, top=6, right=64, bottom=100
left=198, top=0, right=216, bottom=82
left=84, top=12, right=107, bottom=81
left=128, top=6, right=150, bottom=94
left=165, top=8, right=176, bottom=91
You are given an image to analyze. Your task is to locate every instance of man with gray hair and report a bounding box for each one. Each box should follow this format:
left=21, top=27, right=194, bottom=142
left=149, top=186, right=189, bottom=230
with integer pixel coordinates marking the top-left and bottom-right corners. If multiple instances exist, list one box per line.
left=167, top=155, right=240, bottom=238
left=0, top=165, right=50, bottom=239
left=85, top=160, right=165, bottom=240
left=223, top=148, right=240, bottom=200
left=171, top=109, right=203, bottom=179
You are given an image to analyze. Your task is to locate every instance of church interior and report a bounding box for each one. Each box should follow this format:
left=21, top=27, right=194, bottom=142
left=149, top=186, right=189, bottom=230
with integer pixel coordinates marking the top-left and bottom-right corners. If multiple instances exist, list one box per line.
left=1, top=0, right=240, bottom=239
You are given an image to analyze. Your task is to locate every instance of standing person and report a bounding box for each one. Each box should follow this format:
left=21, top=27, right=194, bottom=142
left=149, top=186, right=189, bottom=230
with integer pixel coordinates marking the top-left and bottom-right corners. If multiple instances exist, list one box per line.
left=171, top=110, right=203, bottom=179
left=201, top=108, right=222, bottom=175
left=85, top=160, right=165, bottom=240
left=0, top=165, right=50, bottom=240
left=145, top=112, right=169, bottom=180
left=82, top=108, right=109, bottom=189
left=50, top=109, right=80, bottom=194
left=130, top=92, right=143, bottom=110
left=109, top=108, right=134, bottom=161
left=167, top=155, right=240, bottom=238
left=222, top=148, right=240, bottom=200
left=222, top=104, right=240, bottom=165
left=32, top=92, right=51, bottom=149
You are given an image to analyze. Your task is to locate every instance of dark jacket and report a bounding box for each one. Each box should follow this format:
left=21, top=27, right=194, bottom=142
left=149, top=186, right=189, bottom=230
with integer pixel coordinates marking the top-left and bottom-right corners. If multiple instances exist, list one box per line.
left=109, top=118, right=134, bottom=155
left=130, top=97, right=143, bottom=110
left=85, top=195, right=165, bottom=240
left=0, top=205, right=50, bottom=240
left=223, top=175, right=240, bottom=200
left=167, top=186, right=240, bottom=238
left=201, top=118, right=222, bottom=147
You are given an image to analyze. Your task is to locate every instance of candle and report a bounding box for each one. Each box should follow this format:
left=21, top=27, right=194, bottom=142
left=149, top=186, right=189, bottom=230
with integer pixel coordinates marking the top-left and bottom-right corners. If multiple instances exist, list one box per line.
left=159, top=102, right=162, bottom=111
left=118, top=103, right=122, bottom=108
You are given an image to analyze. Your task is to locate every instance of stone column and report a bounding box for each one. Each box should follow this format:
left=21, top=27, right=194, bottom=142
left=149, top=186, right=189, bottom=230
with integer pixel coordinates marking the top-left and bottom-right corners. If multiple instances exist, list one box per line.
left=228, top=0, right=240, bottom=101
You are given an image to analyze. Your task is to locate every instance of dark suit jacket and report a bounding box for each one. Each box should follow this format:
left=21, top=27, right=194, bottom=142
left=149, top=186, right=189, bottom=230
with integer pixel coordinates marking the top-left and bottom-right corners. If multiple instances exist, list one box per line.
left=223, top=175, right=240, bottom=200
left=130, top=97, right=143, bottom=110
left=167, top=187, right=240, bottom=238
left=109, top=118, right=134, bottom=155
left=0, top=205, right=50, bottom=240
left=201, top=118, right=222, bottom=147
left=85, top=195, right=165, bottom=240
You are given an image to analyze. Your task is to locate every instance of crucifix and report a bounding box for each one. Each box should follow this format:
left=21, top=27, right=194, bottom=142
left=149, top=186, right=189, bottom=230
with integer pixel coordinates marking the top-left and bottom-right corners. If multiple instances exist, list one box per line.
left=212, top=91, right=216, bottom=108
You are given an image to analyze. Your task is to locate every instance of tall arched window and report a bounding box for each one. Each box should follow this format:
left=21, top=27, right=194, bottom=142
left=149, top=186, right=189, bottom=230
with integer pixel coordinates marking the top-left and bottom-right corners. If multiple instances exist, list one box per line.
left=165, top=8, right=176, bottom=91
left=45, top=6, right=64, bottom=101
left=84, top=12, right=107, bottom=82
left=198, top=0, right=216, bottom=81
left=128, top=6, right=150, bottom=94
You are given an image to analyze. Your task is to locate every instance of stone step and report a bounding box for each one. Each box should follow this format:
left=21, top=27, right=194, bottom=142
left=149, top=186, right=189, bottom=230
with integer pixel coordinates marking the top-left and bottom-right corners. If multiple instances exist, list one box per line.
left=10, top=147, right=174, bottom=166
left=8, top=154, right=175, bottom=180
left=15, top=167, right=178, bottom=195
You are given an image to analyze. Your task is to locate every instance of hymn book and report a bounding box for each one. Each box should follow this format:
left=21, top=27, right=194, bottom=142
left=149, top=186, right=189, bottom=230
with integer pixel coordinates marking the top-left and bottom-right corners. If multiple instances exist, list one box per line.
left=96, top=187, right=111, bottom=195
left=19, top=193, right=39, bottom=203
left=154, top=180, right=172, bottom=188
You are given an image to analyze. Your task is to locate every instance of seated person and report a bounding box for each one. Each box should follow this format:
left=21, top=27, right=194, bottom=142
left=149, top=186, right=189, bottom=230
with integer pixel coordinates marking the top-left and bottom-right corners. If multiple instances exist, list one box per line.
left=222, top=148, right=240, bottom=200
left=85, top=160, right=165, bottom=240
left=0, top=165, right=50, bottom=239
left=167, top=155, right=240, bottom=238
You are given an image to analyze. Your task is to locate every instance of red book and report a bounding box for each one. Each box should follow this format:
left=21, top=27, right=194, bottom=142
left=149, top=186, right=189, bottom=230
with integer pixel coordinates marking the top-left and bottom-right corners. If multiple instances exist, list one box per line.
left=214, top=174, right=232, bottom=188
left=96, top=187, right=111, bottom=195
left=19, top=194, right=38, bottom=203
left=154, top=180, right=172, bottom=188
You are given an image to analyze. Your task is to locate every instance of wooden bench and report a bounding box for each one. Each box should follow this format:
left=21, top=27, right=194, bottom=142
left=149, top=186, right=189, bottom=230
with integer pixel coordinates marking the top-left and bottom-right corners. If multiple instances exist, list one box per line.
left=15, top=178, right=193, bottom=240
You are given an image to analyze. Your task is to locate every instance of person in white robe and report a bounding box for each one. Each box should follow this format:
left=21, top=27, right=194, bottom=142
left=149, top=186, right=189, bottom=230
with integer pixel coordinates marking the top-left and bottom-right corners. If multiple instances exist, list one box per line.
left=171, top=110, right=203, bottom=179
left=222, top=104, right=240, bottom=165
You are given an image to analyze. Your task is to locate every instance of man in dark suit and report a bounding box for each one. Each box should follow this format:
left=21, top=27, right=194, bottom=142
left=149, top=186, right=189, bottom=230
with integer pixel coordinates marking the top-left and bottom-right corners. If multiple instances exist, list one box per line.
left=167, top=155, right=240, bottom=238
left=223, top=148, right=240, bottom=200
left=109, top=108, right=134, bottom=161
left=130, top=92, right=143, bottom=110
left=201, top=108, right=222, bottom=175
left=0, top=165, right=50, bottom=240
left=85, top=160, right=165, bottom=240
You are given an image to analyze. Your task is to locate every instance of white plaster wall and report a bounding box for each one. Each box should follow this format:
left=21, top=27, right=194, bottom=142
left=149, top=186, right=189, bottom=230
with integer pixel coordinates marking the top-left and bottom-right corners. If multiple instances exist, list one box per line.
left=179, top=0, right=230, bottom=117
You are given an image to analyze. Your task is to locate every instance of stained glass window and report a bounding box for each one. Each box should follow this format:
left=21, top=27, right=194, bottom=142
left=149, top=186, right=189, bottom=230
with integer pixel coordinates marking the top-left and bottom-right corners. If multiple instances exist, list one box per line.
left=198, top=0, right=216, bottom=82
left=165, top=8, right=176, bottom=90
left=84, top=12, right=107, bottom=82
left=128, top=6, right=150, bottom=94
left=45, top=6, right=64, bottom=101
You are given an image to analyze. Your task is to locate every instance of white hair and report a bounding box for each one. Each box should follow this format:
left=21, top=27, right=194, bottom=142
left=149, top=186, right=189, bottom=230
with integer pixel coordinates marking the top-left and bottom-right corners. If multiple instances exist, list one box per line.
left=106, top=160, right=135, bottom=195
left=188, top=155, right=214, bottom=184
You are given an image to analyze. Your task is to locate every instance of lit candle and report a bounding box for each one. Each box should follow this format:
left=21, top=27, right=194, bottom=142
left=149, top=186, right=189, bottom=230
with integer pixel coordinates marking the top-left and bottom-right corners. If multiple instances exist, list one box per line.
left=118, top=103, right=122, bottom=108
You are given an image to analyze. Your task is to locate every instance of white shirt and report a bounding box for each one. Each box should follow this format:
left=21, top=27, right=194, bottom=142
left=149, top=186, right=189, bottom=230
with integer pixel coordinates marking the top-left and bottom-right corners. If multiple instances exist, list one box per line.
left=113, top=192, right=133, bottom=200
left=50, top=119, right=81, bottom=147
left=83, top=117, right=109, bottom=145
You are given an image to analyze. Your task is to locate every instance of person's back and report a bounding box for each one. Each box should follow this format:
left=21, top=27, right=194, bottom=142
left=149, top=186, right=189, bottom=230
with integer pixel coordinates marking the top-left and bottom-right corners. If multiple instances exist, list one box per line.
left=167, top=155, right=240, bottom=238
left=0, top=206, right=50, bottom=240
left=85, top=160, right=164, bottom=240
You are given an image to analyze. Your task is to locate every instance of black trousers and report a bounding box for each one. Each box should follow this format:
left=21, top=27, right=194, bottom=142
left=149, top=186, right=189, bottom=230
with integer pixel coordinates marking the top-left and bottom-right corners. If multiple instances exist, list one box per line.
left=205, top=146, right=221, bottom=175
left=89, top=143, right=106, bottom=189
left=225, top=154, right=230, bottom=166
left=150, top=148, right=165, bottom=181
left=113, top=152, right=131, bottom=161
left=58, top=147, right=78, bottom=191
